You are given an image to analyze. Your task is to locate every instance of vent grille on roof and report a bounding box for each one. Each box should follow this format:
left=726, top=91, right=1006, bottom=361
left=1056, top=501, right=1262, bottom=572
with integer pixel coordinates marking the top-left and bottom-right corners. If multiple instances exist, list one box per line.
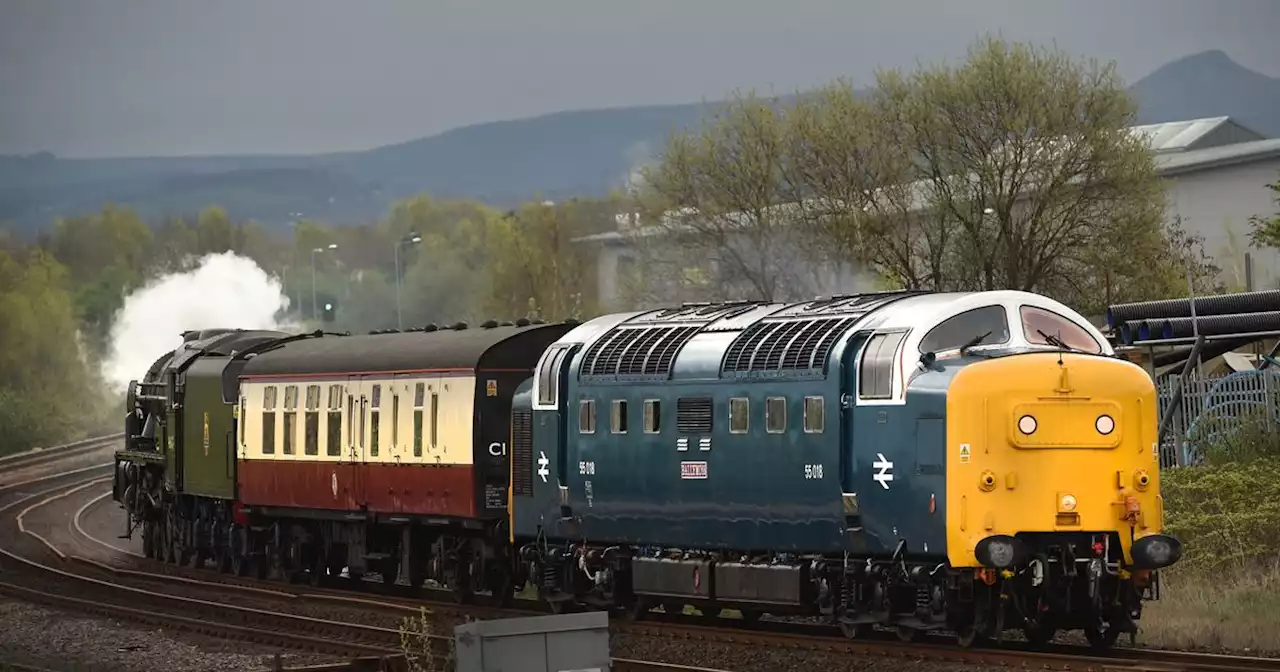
left=511, top=409, right=534, bottom=497
left=677, top=397, right=714, bottom=434
left=580, top=325, right=700, bottom=377
left=722, top=317, right=857, bottom=373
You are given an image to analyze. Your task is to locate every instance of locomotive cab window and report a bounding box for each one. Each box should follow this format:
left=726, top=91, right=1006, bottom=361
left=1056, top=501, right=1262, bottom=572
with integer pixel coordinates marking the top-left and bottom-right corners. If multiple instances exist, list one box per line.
left=859, top=331, right=907, bottom=400
left=729, top=397, right=749, bottom=434
left=579, top=399, right=597, bottom=434
left=765, top=397, right=786, bottom=434
left=919, top=305, right=1010, bottom=354
left=611, top=400, right=628, bottom=434
left=1020, top=305, right=1103, bottom=353
left=804, top=396, right=824, bottom=434
left=643, top=399, right=661, bottom=433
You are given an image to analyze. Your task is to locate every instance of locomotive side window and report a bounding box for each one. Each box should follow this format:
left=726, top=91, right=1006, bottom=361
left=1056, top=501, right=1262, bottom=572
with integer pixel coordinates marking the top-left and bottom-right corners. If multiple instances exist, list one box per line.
left=537, top=345, right=570, bottom=408
left=579, top=399, right=596, bottom=434
left=729, top=397, right=749, bottom=434
left=413, top=383, right=425, bottom=458
left=611, top=400, right=628, bottom=434
left=804, top=396, right=824, bottom=434
left=326, top=385, right=342, bottom=457
left=262, top=386, right=278, bottom=455
left=369, top=384, right=381, bottom=457
left=282, top=385, right=297, bottom=455
left=304, top=384, right=320, bottom=456
left=643, top=399, right=661, bottom=433
left=1020, top=305, right=1103, bottom=353
left=919, top=305, right=1009, bottom=354
left=859, top=331, right=906, bottom=400
left=765, top=397, right=786, bottom=434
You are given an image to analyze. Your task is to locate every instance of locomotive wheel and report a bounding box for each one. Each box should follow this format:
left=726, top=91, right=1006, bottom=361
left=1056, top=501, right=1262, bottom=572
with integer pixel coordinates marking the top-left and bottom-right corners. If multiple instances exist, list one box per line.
left=378, top=557, right=400, bottom=590
left=1023, top=620, right=1057, bottom=647
left=839, top=621, right=869, bottom=639
left=141, top=521, right=156, bottom=559
left=1084, top=625, right=1121, bottom=650
left=896, top=625, right=922, bottom=643
left=955, top=624, right=986, bottom=648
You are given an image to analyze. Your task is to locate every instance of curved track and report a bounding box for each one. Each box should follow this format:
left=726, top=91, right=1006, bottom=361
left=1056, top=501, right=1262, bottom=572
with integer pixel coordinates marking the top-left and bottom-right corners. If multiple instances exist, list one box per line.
left=0, top=439, right=708, bottom=672
left=64, top=474, right=1280, bottom=672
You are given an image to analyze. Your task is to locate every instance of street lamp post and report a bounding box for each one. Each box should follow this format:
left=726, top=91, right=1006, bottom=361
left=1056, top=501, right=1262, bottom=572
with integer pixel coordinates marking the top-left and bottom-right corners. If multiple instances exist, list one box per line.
left=311, top=243, right=338, bottom=320
left=394, top=232, right=423, bottom=331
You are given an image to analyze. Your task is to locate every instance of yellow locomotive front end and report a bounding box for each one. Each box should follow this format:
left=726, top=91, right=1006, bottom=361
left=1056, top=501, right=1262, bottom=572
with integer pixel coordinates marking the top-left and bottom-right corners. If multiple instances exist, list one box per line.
left=945, top=350, right=1182, bottom=646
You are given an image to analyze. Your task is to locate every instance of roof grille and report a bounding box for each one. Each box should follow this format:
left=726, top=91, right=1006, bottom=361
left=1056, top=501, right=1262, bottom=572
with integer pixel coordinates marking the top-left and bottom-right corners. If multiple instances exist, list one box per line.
left=580, top=325, right=701, bottom=377
left=722, top=317, right=857, bottom=374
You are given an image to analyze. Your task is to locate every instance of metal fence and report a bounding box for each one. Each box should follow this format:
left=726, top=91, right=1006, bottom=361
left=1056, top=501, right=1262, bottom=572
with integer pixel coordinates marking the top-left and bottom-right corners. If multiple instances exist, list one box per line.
left=1156, top=369, right=1280, bottom=468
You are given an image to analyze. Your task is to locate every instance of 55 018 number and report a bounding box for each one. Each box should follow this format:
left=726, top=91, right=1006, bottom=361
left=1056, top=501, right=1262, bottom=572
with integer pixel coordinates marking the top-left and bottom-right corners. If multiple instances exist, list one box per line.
left=804, top=464, right=824, bottom=479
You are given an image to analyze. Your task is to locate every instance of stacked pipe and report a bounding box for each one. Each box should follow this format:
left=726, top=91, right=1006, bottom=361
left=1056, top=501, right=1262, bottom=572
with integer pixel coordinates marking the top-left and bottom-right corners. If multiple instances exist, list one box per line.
left=1108, top=290, right=1280, bottom=345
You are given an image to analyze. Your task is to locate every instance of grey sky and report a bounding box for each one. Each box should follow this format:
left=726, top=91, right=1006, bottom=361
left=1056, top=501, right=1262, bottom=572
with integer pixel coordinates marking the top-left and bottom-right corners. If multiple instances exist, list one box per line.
left=2, top=0, right=1278, bottom=158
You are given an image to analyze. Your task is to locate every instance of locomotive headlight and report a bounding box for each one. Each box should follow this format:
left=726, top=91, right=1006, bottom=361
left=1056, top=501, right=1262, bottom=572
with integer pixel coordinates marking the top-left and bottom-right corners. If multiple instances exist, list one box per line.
left=975, top=534, right=1026, bottom=569
left=1060, top=494, right=1077, bottom=512
left=1017, top=414, right=1037, bottom=435
left=1095, top=414, right=1115, bottom=435
left=1131, top=533, right=1183, bottom=569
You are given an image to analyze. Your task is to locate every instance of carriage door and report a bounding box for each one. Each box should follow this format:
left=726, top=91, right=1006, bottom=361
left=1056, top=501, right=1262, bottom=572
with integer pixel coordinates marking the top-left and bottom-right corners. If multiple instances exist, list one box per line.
left=335, top=375, right=361, bottom=511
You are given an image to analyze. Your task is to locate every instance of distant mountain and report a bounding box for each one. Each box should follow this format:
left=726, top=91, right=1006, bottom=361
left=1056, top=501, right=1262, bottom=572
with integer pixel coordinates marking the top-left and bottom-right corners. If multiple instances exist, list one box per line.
left=1128, top=50, right=1280, bottom=138
left=3, top=50, right=1277, bottom=235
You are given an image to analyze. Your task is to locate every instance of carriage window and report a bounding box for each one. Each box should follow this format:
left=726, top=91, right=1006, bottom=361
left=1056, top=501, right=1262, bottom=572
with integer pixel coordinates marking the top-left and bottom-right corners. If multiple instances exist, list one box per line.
left=765, top=397, right=786, bottom=434
left=304, top=385, right=320, bottom=456
left=238, top=395, right=248, bottom=449
left=579, top=399, right=596, bottom=434
left=804, top=396, right=824, bottom=434
left=413, top=383, right=425, bottom=457
left=369, top=384, right=380, bottom=457
left=919, top=305, right=1010, bottom=354
left=391, top=393, right=400, bottom=447
left=430, top=392, right=439, bottom=448
left=729, top=398, right=749, bottom=434
left=1021, top=305, right=1103, bottom=353
left=611, top=400, right=628, bottom=434
left=643, top=400, right=661, bottom=433
left=281, top=385, right=297, bottom=455
left=326, top=385, right=342, bottom=456
left=859, top=331, right=906, bottom=399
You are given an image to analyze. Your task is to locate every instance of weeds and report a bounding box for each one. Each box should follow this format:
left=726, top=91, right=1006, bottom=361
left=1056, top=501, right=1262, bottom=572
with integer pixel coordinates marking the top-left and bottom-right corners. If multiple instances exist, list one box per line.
left=399, top=607, right=456, bottom=672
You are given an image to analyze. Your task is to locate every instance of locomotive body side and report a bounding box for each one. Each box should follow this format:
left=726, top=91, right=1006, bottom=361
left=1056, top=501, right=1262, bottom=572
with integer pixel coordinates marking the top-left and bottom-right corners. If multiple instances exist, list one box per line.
left=509, top=290, right=1180, bottom=646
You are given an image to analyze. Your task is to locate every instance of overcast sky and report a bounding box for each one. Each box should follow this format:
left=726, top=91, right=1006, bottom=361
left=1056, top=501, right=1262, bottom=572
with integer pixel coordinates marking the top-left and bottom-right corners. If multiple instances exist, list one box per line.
left=2, top=0, right=1278, bottom=158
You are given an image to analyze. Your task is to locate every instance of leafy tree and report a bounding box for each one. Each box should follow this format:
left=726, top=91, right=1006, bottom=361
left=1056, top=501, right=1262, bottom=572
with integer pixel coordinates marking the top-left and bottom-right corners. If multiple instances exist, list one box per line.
left=0, top=249, right=104, bottom=450
left=1248, top=178, right=1280, bottom=250
left=485, top=199, right=602, bottom=321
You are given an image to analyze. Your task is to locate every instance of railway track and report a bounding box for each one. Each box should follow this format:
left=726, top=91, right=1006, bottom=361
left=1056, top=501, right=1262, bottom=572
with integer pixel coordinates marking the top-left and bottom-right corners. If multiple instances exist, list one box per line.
left=69, top=482, right=1280, bottom=672
left=9, top=441, right=1280, bottom=672
left=0, top=433, right=123, bottom=476
left=0, top=445, right=726, bottom=672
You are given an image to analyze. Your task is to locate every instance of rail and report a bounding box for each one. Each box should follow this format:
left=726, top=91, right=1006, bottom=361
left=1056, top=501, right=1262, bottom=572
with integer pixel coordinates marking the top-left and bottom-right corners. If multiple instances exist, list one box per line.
left=0, top=433, right=124, bottom=472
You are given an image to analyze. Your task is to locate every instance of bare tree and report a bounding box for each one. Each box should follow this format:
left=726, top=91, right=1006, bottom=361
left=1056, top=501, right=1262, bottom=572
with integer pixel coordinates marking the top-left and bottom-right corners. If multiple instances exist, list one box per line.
left=631, top=92, right=823, bottom=303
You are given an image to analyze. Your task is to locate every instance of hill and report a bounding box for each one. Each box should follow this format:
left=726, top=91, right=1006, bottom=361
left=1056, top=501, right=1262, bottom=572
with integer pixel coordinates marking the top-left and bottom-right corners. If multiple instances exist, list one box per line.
left=2, top=50, right=1277, bottom=235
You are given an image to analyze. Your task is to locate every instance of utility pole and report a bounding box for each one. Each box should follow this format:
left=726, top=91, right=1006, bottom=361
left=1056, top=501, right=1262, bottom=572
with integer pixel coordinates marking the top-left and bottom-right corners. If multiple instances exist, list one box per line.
left=394, top=232, right=423, bottom=330
left=311, top=243, right=337, bottom=320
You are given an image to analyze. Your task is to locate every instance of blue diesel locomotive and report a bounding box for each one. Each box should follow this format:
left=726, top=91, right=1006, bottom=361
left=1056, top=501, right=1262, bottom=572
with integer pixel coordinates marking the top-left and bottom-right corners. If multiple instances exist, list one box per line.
left=508, top=289, right=1182, bottom=648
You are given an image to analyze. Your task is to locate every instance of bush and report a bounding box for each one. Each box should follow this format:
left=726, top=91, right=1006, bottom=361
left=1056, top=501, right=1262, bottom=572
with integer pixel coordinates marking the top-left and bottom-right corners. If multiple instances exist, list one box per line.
left=399, top=607, right=456, bottom=672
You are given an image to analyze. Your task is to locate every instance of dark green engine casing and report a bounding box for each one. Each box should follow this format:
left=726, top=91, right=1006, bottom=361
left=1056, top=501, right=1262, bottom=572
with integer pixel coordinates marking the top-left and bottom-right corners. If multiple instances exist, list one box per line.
left=180, top=356, right=239, bottom=499
left=116, top=329, right=291, bottom=503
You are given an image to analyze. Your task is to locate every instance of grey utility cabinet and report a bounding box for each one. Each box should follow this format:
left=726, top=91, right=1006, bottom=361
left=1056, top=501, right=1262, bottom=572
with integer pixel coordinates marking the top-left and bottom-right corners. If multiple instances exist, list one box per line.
left=453, top=610, right=611, bottom=672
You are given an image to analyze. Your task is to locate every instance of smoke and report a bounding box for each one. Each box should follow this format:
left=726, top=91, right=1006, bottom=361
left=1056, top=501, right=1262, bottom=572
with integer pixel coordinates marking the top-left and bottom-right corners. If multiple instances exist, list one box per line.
left=100, top=251, right=294, bottom=393
left=621, top=139, right=655, bottom=195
